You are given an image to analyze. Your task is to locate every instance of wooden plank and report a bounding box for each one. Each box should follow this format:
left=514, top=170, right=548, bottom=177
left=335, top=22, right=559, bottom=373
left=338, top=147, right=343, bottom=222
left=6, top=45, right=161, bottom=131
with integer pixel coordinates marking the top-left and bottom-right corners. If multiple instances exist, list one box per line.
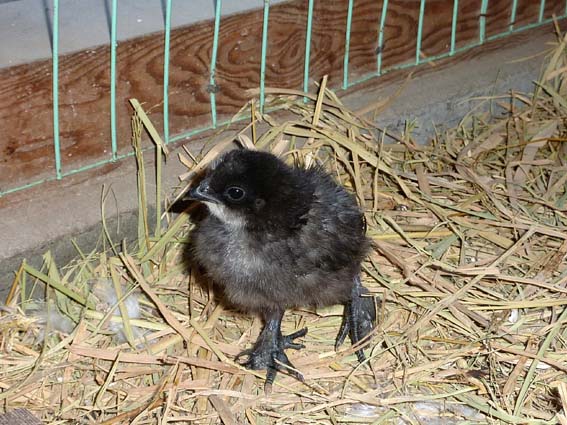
left=0, top=0, right=562, bottom=192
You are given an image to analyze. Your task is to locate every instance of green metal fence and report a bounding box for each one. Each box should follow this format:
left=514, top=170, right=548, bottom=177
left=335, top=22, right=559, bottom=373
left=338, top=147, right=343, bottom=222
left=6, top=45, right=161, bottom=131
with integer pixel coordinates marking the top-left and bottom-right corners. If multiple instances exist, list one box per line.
left=3, top=0, right=566, bottom=197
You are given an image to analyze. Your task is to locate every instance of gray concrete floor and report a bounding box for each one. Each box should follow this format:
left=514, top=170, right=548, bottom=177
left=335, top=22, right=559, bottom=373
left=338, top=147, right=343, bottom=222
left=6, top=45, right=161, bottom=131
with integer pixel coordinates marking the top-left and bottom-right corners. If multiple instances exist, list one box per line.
left=0, top=25, right=555, bottom=299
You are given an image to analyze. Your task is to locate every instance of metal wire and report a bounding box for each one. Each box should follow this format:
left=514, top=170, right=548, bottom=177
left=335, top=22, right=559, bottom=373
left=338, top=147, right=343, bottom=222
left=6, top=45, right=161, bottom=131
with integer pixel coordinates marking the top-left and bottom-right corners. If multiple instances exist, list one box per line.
left=52, top=0, right=61, bottom=179
left=303, top=0, right=315, bottom=98
left=4, top=1, right=567, bottom=197
left=209, top=0, right=222, bottom=128
left=343, top=0, right=354, bottom=89
left=539, top=0, right=546, bottom=23
left=416, top=0, right=426, bottom=65
left=351, top=14, right=565, bottom=88
left=377, top=0, right=389, bottom=75
left=510, top=0, right=518, bottom=31
left=260, top=0, right=270, bottom=112
left=163, top=0, right=172, bottom=142
left=450, top=0, right=458, bottom=55
left=479, top=0, right=489, bottom=44
left=110, top=0, right=118, bottom=158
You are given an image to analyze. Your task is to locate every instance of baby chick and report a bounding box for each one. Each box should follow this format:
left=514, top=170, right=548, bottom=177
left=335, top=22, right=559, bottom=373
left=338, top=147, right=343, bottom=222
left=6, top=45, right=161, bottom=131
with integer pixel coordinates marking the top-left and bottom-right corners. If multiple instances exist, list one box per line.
left=188, top=149, right=375, bottom=390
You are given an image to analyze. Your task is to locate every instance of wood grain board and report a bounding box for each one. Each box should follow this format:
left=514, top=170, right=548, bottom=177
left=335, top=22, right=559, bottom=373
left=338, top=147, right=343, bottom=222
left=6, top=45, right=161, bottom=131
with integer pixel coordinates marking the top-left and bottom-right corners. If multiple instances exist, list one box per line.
left=0, top=0, right=564, bottom=192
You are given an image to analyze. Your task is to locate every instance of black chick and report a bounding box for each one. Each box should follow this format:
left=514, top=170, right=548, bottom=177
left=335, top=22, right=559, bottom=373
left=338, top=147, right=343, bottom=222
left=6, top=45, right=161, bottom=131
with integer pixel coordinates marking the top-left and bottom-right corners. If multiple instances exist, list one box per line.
left=187, top=149, right=375, bottom=390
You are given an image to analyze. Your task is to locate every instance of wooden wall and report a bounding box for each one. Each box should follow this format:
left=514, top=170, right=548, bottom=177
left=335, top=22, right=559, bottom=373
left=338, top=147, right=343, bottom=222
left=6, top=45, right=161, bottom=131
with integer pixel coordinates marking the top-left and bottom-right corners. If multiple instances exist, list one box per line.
left=0, top=0, right=564, bottom=192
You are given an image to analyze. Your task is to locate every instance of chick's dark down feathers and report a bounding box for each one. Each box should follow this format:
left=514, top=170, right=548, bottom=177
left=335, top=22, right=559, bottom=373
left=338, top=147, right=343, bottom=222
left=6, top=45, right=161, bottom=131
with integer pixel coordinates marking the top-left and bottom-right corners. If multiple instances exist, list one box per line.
left=190, top=150, right=370, bottom=314
left=188, top=149, right=375, bottom=388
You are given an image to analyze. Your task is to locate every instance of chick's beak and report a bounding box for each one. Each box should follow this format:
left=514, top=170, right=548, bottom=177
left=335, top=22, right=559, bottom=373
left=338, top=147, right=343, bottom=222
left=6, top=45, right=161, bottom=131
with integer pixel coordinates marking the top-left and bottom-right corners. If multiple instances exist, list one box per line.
left=186, top=179, right=220, bottom=204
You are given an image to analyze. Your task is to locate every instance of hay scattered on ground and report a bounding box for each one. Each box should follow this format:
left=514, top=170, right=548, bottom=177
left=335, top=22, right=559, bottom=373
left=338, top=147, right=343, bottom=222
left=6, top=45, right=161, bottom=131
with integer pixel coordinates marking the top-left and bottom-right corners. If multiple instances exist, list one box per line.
left=2, top=31, right=567, bottom=425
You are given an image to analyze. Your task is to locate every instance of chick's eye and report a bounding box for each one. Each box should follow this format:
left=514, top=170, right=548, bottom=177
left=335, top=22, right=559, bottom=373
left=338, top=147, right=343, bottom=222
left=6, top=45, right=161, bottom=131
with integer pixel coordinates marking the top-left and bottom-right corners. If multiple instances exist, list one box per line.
left=225, top=186, right=246, bottom=202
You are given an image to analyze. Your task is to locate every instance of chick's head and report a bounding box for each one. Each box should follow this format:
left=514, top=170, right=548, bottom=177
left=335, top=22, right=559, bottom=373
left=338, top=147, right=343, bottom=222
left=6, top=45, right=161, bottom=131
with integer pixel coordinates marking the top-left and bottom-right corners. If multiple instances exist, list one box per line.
left=188, top=149, right=313, bottom=230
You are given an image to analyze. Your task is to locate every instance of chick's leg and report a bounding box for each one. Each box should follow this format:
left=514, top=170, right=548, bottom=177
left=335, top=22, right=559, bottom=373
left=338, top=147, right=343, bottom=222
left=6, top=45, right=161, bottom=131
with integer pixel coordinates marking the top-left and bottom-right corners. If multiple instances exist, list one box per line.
left=335, top=276, right=376, bottom=362
left=236, top=309, right=307, bottom=391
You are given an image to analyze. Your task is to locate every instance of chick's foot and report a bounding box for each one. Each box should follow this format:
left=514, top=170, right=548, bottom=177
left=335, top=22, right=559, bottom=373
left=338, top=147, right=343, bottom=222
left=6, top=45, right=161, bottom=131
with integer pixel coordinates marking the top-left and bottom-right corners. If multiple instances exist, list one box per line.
left=236, top=326, right=307, bottom=392
left=336, top=276, right=376, bottom=362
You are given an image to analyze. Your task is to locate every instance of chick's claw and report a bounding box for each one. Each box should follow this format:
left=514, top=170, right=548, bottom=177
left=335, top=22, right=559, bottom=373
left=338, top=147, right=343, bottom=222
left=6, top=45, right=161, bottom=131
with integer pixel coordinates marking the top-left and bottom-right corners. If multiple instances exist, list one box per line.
left=236, top=327, right=307, bottom=390
left=335, top=304, right=352, bottom=351
left=336, top=278, right=377, bottom=362
left=282, top=327, right=308, bottom=350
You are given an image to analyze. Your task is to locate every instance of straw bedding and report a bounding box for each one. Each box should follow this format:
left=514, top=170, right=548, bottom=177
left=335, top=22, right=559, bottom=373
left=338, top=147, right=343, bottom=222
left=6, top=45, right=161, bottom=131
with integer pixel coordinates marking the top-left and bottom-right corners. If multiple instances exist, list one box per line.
left=1, top=31, right=567, bottom=425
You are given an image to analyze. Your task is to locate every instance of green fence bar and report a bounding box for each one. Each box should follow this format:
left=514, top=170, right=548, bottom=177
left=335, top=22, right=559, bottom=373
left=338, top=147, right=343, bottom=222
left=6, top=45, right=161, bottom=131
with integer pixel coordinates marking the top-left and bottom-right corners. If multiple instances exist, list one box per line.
left=508, top=0, right=518, bottom=32
left=479, top=0, right=488, bottom=44
left=52, top=0, right=62, bottom=179
left=260, top=0, right=270, bottom=112
left=450, top=0, right=458, bottom=55
left=377, top=0, right=389, bottom=75
left=416, top=0, right=426, bottom=64
left=110, top=0, right=118, bottom=159
left=163, top=0, right=172, bottom=142
left=539, top=0, right=546, bottom=23
left=343, top=0, right=354, bottom=89
left=510, top=0, right=518, bottom=31
left=303, top=0, right=315, bottom=98
left=209, top=0, right=222, bottom=128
